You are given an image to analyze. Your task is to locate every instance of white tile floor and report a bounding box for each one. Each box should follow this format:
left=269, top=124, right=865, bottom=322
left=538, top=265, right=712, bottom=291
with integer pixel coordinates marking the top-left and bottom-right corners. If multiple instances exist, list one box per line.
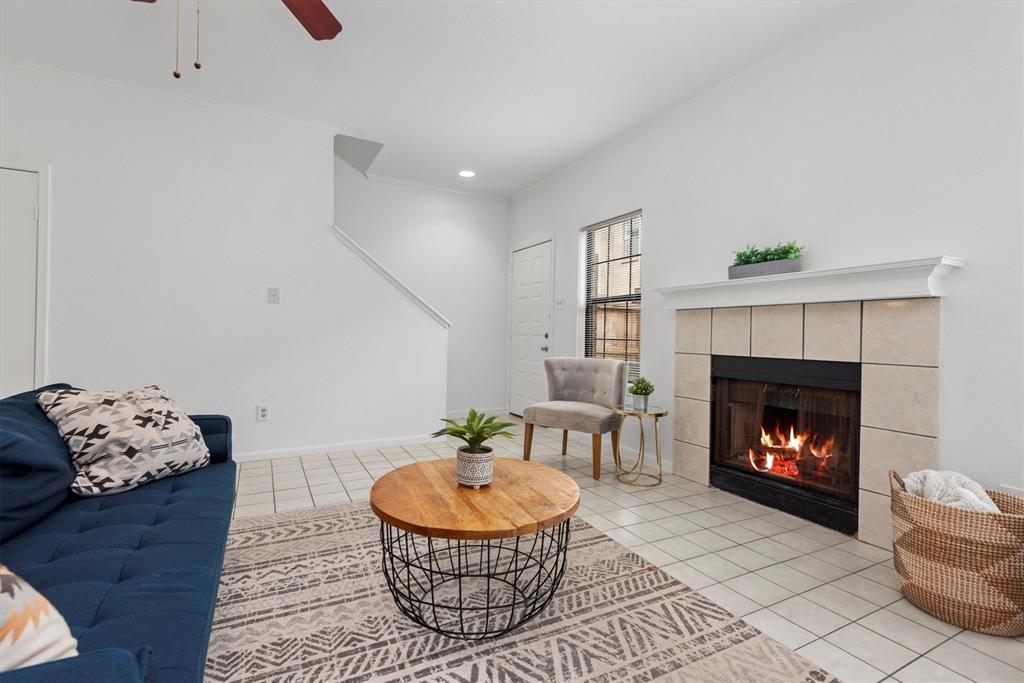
left=232, top=418, right=1024, bottom=683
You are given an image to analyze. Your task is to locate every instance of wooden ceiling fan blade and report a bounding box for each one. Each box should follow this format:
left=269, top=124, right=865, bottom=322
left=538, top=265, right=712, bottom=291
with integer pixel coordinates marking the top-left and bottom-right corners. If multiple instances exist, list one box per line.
left=280, top=0, right=342, bottom=41
left=131, top=0, right=341, bottom=41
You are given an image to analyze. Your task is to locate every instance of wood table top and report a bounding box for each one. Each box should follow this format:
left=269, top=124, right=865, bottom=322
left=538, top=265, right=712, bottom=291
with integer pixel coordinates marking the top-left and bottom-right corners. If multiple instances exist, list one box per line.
left=369, top=458, right=580, bottom=540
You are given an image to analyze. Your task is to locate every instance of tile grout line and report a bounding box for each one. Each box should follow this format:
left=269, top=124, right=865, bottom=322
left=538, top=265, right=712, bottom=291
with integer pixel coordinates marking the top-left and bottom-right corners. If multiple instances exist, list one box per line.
left=447, top=461, right=993, bottom=677
left=884, top=631, right=963, bottom=682
left=576, top=485, right=982, bottom=679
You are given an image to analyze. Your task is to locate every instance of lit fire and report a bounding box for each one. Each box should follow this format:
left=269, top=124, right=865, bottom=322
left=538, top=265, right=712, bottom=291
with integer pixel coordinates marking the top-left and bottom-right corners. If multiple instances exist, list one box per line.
left=809, top=435, right=835, bottom=459
left=760, top=425, right=806, bottom=452
left=748, top=423, right=835, bottom=477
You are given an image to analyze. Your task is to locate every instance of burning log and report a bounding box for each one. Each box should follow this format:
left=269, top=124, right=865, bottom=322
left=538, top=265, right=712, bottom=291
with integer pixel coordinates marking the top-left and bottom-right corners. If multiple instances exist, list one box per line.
left=748, top=422, right=837, bottom=483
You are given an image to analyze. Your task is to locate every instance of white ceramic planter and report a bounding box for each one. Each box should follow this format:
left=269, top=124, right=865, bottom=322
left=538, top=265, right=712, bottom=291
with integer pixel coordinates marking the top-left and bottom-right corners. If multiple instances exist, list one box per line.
left=631, top=394, right=650, bottom=412
left=456, top=446, right=494, bottom=488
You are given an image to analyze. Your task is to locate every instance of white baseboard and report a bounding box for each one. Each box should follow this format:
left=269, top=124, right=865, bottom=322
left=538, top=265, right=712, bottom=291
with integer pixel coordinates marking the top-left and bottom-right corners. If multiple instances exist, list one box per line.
left=445, top=406, right=509, bottom=419
left=235, top=434, right=445, bottom=462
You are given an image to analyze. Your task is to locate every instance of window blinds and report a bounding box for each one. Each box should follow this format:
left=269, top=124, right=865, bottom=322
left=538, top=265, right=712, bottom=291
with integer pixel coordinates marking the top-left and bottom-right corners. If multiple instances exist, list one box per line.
left=583, top=211, right=641, bottom=381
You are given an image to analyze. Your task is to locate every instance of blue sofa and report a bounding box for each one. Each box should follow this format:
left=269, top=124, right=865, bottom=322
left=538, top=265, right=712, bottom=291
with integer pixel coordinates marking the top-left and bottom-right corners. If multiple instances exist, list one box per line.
left=0, top=385, right=236, bottom=683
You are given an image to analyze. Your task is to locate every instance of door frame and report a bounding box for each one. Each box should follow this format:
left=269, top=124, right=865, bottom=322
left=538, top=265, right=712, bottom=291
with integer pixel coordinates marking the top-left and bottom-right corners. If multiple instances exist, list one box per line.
left=2, top=159, right=51, bottom=386
left=505, top=238, right=555, bottom=415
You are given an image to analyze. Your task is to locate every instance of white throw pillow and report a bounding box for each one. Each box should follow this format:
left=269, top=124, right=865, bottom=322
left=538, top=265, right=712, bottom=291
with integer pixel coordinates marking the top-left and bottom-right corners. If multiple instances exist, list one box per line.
left=0, top=565, right=78, bottom=671
left=36, top=385, right=210, bottom=496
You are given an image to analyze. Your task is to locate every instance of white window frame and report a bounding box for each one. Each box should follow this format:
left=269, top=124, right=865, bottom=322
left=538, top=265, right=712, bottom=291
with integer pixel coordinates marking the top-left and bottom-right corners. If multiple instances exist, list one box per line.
left=578, top=210, right=642, bottom=380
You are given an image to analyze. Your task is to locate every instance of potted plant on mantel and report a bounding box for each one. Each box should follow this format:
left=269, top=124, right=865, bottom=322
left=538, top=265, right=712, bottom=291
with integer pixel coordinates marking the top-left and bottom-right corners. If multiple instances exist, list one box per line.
left=628, top=377, right=654, bottom=412
left=431, top=409, right=515, bottom=488
left=729, top=241, right=804, bottom=279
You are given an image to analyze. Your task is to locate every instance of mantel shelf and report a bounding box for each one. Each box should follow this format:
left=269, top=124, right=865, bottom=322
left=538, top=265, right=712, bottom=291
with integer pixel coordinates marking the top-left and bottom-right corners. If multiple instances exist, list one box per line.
left=652, top=256, right=965, bottom=310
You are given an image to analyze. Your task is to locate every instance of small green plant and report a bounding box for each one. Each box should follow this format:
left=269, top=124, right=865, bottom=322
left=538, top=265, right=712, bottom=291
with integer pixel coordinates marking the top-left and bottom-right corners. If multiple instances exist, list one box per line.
left=733, top=241, right=803, bottom=266
left=431, top=409, right=515, bottom=454
left=628, top=377, right=654, bottom=396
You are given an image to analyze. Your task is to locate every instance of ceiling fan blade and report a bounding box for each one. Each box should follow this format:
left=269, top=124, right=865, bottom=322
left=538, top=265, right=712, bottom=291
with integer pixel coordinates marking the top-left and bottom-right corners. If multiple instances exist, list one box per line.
left=131, top=0, right=341, bottom=42
left=280, top=0, right=342, bottom=41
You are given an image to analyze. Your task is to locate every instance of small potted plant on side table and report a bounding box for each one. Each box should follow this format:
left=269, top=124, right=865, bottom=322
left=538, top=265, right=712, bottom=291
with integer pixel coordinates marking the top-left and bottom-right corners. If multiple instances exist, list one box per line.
left=628, top=377, right=654, bottom=412
left=431, top=409, right=515, bottom=488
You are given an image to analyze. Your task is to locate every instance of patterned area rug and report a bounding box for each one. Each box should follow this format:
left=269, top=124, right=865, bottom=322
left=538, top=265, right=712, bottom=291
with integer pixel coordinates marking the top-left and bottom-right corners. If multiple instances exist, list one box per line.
left=205, top=503, right=836, bottom=682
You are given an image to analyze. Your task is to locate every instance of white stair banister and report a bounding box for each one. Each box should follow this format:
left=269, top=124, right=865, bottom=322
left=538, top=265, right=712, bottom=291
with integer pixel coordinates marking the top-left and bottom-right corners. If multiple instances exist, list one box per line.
left=331, top=225, right=452, bottom=329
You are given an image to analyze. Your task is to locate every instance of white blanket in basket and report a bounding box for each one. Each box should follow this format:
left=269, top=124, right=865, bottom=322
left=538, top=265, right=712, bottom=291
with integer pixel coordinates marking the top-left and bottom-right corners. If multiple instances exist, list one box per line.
left=904, top=469, right=999, bottom=513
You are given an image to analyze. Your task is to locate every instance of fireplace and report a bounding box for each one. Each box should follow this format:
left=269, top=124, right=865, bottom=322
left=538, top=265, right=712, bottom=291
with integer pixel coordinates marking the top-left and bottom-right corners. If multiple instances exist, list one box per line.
left=710, top=356, right=861, bottom=534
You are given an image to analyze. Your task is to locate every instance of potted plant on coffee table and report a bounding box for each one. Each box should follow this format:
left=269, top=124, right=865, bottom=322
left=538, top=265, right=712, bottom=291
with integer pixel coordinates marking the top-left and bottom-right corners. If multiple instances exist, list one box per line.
left=431, top=409, right=515, bottom=488
left=628, top=377, right=654, bottom=412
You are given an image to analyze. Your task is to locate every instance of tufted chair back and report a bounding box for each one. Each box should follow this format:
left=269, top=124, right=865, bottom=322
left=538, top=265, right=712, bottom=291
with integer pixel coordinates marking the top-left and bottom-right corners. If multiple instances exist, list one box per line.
left=544, top=357, right=626, bottom=409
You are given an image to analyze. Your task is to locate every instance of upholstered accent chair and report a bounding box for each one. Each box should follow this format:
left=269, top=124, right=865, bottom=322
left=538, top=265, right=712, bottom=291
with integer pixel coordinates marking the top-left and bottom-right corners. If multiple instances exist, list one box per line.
left=522, top=357, right=626, bottom=480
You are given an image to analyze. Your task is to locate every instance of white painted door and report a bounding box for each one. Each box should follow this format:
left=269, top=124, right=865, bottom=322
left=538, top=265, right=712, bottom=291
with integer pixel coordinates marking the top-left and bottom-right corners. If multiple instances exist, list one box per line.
left=509, top=241, right=552, bottom=416
left=1, top=168, right=40, bottom=397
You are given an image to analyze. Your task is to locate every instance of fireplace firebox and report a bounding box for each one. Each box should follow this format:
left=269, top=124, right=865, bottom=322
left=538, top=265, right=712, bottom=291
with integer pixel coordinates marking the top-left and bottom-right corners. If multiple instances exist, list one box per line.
left=710, top=356, right=861, bottom=534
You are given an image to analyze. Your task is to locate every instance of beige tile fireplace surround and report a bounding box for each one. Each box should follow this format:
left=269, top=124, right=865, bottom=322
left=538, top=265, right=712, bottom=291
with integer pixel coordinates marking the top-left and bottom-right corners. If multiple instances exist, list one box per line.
left=673, top=299, right=941, bottom=548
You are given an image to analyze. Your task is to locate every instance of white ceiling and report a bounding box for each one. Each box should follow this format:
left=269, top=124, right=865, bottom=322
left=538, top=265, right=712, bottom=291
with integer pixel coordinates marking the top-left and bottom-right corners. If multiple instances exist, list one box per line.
left=0, top=1, right=855, bottom=196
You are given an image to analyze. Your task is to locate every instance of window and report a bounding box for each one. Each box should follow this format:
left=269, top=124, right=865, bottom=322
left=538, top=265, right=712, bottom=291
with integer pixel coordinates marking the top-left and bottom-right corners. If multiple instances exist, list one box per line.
left=583, top=210, right=641, bottom=380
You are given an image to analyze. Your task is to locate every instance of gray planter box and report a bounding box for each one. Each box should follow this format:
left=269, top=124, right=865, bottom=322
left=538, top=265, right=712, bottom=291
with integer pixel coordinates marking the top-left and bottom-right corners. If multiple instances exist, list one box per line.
left=728, top=258, right=802, bottom=280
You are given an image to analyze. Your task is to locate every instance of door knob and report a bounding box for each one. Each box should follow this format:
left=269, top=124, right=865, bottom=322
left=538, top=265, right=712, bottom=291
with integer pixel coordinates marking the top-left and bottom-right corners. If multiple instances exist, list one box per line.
left=540, top=345, right=549, bottom=352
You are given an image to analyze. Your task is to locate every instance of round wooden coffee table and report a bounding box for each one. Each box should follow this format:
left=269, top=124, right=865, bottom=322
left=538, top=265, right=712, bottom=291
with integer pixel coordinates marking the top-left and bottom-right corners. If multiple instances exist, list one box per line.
left=370, top=457, right=580, bottom=640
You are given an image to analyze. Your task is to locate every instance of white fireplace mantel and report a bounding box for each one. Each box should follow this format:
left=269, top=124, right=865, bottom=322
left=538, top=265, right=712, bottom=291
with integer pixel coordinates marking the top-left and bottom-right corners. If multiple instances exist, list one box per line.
left=653, top=256, right=965, bottom=310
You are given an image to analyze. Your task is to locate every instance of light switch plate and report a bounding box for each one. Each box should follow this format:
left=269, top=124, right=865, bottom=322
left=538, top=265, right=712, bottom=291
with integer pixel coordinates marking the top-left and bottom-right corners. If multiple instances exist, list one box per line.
left=267, top=287, right=281, bottom=304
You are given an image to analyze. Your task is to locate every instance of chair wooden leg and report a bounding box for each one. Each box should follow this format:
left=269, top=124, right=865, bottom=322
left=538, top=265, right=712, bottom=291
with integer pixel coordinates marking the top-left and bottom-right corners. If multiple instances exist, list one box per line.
left=561, top=430, right=568, bottom=455
left=611, top=430, right=620, bottom=465
left=523, top=423, right=534, bottom=461
left=591, top=433, right=602, bottom=480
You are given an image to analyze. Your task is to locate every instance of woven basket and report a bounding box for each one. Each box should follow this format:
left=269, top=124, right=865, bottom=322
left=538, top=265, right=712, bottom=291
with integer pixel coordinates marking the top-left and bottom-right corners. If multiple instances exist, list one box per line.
left=890, top=470, right=1024, bottom=636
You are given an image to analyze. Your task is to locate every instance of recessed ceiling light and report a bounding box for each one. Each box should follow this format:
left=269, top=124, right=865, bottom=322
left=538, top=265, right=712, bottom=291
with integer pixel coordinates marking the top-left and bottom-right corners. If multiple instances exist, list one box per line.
left=458, top=170, right=476, bottom=178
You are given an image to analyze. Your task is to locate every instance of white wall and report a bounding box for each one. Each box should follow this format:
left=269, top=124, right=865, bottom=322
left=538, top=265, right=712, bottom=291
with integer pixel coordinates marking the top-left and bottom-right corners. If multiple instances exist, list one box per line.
left=334, top=161, right=509, bottom=415
left=509, top=2, right=1024, bottom=491
left=1, top=64, right=448, bottom=458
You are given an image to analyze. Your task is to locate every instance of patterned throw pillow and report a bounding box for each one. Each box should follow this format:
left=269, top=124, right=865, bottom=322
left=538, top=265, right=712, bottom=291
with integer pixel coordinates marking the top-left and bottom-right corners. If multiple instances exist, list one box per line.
left=0, top=565, right=78, bottom=671
left=36, top=386, right=210, bottom=496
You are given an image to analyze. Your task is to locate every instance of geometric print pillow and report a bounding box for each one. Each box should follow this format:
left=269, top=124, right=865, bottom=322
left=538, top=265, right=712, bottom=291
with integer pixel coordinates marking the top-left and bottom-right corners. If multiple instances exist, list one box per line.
left=0, top=564, right=78, bottom=672
left=36, top=385, right=210, bottom=497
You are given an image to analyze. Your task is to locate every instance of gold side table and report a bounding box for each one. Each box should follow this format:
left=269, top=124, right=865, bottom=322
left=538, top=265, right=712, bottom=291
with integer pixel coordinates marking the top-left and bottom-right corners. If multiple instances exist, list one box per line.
left=612, top=404, right=668, bottom=487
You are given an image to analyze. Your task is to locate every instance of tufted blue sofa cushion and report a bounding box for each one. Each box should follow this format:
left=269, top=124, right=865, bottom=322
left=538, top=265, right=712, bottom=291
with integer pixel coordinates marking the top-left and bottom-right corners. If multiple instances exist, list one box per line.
left=0, top=383, right=77, bottom=539
left=0, top=460, right=236, bottom=683
left=0, top=647, right=154, bottom=683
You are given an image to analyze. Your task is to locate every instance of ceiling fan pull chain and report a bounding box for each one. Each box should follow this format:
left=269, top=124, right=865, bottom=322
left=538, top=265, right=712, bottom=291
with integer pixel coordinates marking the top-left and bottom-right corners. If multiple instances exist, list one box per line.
left=173, top=0, right=181, bottom=79
left=194, top=0, right=201, bottom=70
left=134, top=0, right=340, bottom=77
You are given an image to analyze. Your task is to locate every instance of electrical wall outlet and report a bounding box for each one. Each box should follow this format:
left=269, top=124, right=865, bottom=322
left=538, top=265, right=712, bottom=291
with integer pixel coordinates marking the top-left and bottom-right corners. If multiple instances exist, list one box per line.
left=256, top=405, right=270, bottom=421
left=267, top=287, right=281, bottom=304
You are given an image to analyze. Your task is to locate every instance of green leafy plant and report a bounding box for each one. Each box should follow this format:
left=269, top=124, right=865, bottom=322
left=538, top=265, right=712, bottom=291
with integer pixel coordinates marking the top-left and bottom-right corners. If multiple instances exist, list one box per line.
left=733, top=241, right=803, bottom=266
left=431, top=409, right=515, bottom=454
left=628, top=377, right=654, bottom=396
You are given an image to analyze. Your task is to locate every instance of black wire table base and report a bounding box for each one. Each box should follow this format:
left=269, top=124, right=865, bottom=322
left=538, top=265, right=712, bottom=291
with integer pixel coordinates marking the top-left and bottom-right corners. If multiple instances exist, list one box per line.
left=379, top=519, right=571, bottom=640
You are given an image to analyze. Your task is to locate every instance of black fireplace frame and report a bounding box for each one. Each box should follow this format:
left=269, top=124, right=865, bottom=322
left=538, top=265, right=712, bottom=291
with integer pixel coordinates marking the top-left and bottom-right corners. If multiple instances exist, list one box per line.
left=709, top=356, right=861, bottom=534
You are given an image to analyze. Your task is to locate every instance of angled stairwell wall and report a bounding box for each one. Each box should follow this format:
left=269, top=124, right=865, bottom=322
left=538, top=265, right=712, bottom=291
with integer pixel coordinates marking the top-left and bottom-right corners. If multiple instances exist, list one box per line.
left=333, top=159, right=511, bottom=418
left=0, top=63, right=449, bottom=458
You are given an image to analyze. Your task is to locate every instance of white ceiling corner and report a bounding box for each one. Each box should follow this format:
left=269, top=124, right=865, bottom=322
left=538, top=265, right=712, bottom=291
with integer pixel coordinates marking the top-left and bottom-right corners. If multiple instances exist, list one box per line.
left=1, top=0, right=858, bottom=195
